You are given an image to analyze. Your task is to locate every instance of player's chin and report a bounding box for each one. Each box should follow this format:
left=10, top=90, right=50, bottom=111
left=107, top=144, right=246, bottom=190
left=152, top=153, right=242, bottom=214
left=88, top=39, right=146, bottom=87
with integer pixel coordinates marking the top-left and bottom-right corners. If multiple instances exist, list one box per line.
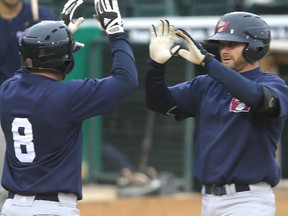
left=222, top=60, right=233, bottom=68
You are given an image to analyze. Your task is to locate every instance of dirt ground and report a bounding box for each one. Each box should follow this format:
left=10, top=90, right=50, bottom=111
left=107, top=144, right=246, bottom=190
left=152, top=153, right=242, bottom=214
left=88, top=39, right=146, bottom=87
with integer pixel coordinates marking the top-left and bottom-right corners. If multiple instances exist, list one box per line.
left=78, top=184, right=288, bottom=216
left=274, top=188, right=288, bottom=216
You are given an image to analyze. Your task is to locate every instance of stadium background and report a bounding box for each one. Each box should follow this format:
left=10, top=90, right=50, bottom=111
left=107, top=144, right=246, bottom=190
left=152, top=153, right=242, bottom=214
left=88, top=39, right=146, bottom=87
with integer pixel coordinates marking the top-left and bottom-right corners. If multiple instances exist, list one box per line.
left=26, top=0, right=288, bottom=215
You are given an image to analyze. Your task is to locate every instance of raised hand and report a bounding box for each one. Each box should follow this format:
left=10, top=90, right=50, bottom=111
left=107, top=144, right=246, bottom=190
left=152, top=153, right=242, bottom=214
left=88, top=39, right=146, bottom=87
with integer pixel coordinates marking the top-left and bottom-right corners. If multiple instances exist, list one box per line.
left=149, top=20, right=180, bottom=64
left=59, top=0, right=84, bottom=33
left=175, top=29, right=213, bottom=67
left=94, top=0, right=124, bottom=35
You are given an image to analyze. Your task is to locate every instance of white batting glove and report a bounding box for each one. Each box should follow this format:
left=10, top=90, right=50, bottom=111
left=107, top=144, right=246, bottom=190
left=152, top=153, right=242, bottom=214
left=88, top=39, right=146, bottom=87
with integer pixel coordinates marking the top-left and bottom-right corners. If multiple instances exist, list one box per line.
left=59, top=0, right=84, bottom=33
left=175, top=29, right=214, bottom=67
left=94, top=0, right=124, bottom=35
left=149, top=20, right=180, bottom=64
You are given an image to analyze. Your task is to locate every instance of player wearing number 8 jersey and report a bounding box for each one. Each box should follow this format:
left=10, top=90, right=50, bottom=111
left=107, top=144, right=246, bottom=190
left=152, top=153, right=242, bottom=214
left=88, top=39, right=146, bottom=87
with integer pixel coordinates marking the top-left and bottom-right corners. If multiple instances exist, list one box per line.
left=0, top=0, right=138, bottom=215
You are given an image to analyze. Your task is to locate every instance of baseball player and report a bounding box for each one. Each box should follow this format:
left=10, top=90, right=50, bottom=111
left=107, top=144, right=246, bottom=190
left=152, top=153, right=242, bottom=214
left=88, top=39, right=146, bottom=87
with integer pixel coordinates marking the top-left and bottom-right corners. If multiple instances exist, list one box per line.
left=0, top=0, right=138, bottom=215
left=145, top=12, right=288, bottom=216
left=0, top=0, right=56, bottom=211
left=0, top=0, right=56, bottom=85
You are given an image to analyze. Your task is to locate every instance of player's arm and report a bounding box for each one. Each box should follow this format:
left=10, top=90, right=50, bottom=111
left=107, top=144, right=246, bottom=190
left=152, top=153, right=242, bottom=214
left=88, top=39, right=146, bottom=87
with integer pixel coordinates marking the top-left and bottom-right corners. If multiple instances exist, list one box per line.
left=255, top=86, right=280, bottom=116
left=146, top=60, right=179, bottom=115
left=68, top=0, right=138, bottom=120
left=94, top=0, right=138, bottom=87
left=146, top=20, right=182, bottom=116
left=207, top=59, right=280, bottom=115
left=175, top=28, right=280, bottom=116
left=59, top=0, right=84, bottom=33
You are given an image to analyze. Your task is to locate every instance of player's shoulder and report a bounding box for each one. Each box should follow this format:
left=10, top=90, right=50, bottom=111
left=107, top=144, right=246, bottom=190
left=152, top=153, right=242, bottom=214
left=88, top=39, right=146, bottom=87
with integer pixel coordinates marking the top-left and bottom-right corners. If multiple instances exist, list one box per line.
left=193, top=74, right=214, bottom=84
left=63, top=78, right=100, bottom=89
left=261, top=71, right=287, bottom=84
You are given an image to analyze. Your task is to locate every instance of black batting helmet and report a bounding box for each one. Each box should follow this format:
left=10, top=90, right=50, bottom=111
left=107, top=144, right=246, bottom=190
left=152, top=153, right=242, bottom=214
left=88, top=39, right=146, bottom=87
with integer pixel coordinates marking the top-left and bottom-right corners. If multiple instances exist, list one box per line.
left=20, top=20, right=84, bottom=75
left=205, top=11, right=271, bottom=62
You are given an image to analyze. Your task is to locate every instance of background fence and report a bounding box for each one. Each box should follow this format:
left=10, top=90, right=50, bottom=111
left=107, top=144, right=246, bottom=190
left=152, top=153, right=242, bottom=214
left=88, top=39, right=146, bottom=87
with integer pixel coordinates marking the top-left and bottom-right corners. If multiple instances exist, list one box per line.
left=80, top=35, right=198, bottom=191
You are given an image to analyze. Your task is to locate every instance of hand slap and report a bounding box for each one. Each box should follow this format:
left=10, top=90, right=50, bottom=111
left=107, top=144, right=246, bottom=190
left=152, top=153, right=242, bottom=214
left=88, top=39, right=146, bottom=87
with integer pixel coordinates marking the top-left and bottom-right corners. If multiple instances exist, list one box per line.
left=149, top=20, right=180, bottom=64
left=94, top=0, right=124, bottom=35
left=175, top=29, right=213, bottom=67
left=59, top=0, right=84, bottom=33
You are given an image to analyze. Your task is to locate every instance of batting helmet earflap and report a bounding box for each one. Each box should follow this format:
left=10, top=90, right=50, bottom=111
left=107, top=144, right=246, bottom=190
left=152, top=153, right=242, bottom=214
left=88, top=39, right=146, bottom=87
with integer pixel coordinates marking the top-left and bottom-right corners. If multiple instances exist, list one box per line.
left=20, top=20, right=84, bottom=75
left=205, top=11, right=271, bottom=62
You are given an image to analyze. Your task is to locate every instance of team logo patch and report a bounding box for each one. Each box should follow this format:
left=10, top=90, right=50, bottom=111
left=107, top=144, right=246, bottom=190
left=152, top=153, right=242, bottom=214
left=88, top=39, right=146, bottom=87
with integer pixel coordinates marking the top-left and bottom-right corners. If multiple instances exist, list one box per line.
left=216, top=20, right=229, bottom=33
left=229, top=98, right=250, bottom=113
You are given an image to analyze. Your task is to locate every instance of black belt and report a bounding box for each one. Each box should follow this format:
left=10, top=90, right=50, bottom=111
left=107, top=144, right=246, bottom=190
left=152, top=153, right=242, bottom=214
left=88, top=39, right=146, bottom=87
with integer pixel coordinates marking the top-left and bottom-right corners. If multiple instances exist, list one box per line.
left=8, top=192, right=59, bottom=202
left=204, top=184, right=250, bottom=196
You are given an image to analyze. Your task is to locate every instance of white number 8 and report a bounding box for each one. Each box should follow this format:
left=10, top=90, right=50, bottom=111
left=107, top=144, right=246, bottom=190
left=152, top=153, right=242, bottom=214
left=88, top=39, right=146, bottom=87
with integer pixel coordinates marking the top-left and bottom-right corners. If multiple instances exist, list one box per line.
left=12, top=118, right=35, bottom=163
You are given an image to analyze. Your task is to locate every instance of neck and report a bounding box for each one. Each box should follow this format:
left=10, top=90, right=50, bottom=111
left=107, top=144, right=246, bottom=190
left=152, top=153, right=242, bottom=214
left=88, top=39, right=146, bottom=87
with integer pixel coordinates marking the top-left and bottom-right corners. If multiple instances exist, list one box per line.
left=31, top=71, right=65, bottom=81
left=0, top=1, right=23, bottom=19
left=238, top=61, right=260, bottom=73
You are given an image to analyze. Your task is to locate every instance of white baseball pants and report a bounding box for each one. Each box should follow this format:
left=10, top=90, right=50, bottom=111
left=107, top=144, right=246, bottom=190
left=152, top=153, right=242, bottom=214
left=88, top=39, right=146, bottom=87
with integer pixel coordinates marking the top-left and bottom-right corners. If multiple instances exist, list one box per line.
left=0, top=193, right=79, bottom=216
left=201, top=182, right=275, bottom=216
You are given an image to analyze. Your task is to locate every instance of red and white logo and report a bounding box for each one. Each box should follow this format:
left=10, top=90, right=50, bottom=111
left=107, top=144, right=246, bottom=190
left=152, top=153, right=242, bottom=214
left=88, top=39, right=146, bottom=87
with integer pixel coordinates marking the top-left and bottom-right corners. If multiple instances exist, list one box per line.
left=229, top=98, right=250, bottom=113
left=216, top=20, right=229, bottom=33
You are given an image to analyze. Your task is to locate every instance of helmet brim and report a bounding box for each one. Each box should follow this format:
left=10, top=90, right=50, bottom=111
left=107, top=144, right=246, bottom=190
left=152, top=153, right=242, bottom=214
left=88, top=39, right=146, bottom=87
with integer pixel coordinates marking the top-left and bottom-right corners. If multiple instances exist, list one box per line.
left=73, top=41, right=85, bottom=53
left=205, top=33, right=248, bottom=44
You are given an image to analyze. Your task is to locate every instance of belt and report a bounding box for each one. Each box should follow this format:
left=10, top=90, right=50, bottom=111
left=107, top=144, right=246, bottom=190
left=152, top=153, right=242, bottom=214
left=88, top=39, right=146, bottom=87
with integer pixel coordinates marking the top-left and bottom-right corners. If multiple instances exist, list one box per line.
left=8, top=192, right=59, bottom=202
left=204, top=184, right=250, bottom=196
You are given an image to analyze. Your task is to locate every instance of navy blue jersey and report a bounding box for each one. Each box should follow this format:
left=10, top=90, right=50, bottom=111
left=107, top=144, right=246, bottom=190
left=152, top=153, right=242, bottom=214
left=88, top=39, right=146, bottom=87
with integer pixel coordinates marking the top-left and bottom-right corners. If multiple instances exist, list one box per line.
left=0, top=33, right=138, bottom=200
left=146, top=58, right=288, bottom=187
left=0, top=3, right=55, bottom=85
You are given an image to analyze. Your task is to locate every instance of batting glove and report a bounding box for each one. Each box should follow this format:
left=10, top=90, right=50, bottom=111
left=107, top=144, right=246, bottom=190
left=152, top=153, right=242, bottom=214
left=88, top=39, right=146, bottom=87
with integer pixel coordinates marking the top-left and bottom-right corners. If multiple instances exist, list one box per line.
left=175, top=29, right=214, bottom=67
left=149, top=20, right=180, bottom=64
left=59, top=0, right=85, bottom=34
left=94, top=0, right=124, bottom=35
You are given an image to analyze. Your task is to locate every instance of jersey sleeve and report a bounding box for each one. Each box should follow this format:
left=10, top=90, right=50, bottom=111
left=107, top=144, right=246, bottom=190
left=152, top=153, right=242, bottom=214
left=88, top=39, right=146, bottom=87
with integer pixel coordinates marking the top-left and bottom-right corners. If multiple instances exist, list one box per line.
left=207, top=59, right=288, bottom=118
left=207, top=59, right=264, bottom=109
left=145, top=59, right=204, bottom=120
left=67, top=33, right=138, bottom=123
left=259, top=75, right=288, bottom=119
left=145, top=60, right=178, bottom=114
